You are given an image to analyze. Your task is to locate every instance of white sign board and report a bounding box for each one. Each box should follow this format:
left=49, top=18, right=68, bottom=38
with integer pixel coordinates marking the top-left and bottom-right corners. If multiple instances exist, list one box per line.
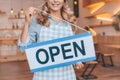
left=25, top=32, right=96, bottom=72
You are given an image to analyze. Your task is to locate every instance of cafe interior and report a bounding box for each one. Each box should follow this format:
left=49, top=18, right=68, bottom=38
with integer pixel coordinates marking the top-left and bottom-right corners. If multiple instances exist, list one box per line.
left=0, top=0, right=120, bottom=80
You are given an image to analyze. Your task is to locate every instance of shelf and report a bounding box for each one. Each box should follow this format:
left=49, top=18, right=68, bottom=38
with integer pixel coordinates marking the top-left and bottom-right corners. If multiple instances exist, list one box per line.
left=0, top=10, right=6, bottom=15
left=85, top=12, right=111, bottom=19
left=85, top=15, right=95, bottom=19
left=0, top=12, right=6, bottom=15
left=0, top=28, right=22, bottom=30
left=0, top=37, right=18, bottom=45
left=8, top=17, right=25, bottom=20
left=0, top=37, right=18, bottom=41
left=90, top=24, right=112, bottom=28
left=0, top=53, right=26, bottom=62
left=83, top=0, right=113, bottom=8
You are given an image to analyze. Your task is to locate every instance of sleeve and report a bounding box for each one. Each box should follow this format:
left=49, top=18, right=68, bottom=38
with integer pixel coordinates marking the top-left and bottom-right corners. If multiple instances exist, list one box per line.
left=17, top=16, right=38, bottom=52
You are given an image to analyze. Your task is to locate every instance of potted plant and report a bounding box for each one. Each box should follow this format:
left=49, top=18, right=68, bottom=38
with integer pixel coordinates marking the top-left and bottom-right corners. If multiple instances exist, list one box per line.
left=112, top=13, right=120, bottom=31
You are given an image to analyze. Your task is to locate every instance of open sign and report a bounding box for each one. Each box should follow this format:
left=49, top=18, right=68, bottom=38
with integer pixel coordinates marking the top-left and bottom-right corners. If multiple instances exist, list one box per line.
left=25, top=32, right=96, bottom=72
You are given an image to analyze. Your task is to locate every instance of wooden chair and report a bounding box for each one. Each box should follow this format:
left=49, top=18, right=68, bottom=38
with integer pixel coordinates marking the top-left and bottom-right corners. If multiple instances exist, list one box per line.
left=81, top=60, right=98, bottom=79
left=101, top=53, right=114, bottom=67
left=95, top=50, right=101, bottom=62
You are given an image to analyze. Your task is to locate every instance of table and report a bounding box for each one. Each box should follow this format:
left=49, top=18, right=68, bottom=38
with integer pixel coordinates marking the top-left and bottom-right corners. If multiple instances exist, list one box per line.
left=103, top=44, right=120, bottom=67
left=104, top=44, right=120, bottom=49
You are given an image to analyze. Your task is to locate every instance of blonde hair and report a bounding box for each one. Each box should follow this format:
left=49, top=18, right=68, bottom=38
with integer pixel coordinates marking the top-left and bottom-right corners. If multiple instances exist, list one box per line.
left=36, top=0, right=77, bottom=32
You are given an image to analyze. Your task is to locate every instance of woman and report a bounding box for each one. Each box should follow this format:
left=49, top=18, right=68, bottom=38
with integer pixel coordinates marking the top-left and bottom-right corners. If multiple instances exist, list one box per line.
left=18, top=0, right=84, bottom=80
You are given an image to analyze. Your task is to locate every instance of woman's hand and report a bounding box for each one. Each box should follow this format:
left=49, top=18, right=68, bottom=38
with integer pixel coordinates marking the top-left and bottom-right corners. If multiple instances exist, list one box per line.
left=20, top=7, right=36, bottom=43
left=25, top=7, right=36, bottom=24
left=73, top=62, right=84, bottom=69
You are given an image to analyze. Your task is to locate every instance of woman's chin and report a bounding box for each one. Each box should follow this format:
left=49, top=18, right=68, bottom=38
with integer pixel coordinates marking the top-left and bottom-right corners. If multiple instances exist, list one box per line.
left=50, top=7, right=61, bottom=12
left=52, top=9, right=60, bottom=12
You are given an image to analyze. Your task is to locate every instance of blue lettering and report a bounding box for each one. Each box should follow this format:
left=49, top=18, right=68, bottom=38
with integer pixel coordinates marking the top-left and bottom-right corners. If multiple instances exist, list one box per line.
left=36, top=49, right=49, bottom=64
left=61, top=43, right=73, bottom=59
left=73, top=40, right=86, bottom=57
left=49, top=46, right=60, bottom=62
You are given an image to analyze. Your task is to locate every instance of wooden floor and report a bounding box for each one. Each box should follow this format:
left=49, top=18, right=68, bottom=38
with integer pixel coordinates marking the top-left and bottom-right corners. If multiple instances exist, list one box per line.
left=0, top=61, right=120, bottom=80
left=0, top=61, right=33, bottom=80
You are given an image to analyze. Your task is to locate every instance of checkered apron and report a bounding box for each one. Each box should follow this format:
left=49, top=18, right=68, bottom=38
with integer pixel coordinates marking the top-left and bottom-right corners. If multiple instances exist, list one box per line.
left=32, top=18, right=76, bottom=80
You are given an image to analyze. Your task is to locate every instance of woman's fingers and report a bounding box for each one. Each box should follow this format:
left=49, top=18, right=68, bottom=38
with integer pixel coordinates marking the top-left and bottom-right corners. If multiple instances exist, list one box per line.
left=25, top=7, right=36, bottom=23
left=28, top=7, right=36, bottom=16
left=74, top=62, right=84, bottom=69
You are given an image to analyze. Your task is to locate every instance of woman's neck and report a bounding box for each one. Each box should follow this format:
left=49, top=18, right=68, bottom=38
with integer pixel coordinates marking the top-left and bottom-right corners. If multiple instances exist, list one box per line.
left=50, top=10, right=63, bottom=23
